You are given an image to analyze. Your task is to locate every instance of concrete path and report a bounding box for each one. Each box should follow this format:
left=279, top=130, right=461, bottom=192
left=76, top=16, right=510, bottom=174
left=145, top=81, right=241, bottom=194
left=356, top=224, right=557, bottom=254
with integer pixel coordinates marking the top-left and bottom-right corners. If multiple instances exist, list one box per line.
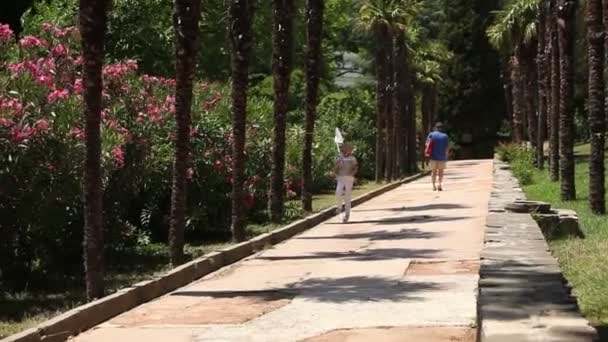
left=72, top=160, right=493, bottom=342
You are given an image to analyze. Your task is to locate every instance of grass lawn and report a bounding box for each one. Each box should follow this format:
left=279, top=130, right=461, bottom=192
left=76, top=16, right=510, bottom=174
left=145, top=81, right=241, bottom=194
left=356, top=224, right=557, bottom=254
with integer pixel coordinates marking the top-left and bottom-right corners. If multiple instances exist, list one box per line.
left=0, top=180, right=385, bottom=338
left=522, top=144, right=608, bottom=337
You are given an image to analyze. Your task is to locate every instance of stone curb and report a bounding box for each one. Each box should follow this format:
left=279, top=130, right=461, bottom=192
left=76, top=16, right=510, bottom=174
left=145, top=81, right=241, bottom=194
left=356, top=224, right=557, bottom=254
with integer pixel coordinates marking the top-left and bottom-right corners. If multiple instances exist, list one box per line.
left=477, top=159, right=597, bottom=342
left=2, top=171, right=429, bottom=342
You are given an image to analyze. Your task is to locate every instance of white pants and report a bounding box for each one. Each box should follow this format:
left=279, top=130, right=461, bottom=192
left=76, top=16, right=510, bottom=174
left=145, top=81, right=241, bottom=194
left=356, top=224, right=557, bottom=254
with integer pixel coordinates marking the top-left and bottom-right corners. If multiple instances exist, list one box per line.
left=336, top=176, right=355, bottom=218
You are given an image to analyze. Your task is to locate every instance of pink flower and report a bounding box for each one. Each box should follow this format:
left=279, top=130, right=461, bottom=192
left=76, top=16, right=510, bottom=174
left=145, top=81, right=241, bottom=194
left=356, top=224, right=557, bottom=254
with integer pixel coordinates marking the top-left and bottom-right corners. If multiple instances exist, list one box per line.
left=103, top=60, right=138, bottom=80
left=0, top=24, right=13, bottom=46
left=7, top=62, right=27, bottom=76
left=186, top=168, right=194, bottom=180
left=190, top=128, right=199, bottom=137
left=69, top=127, right=85, bottom=140
left=34, top=119, right=50, bottom=132
left=47, top=89, right=69, bottom=103
left=36, top=74, right=54, bottom=87
left=51, top=44, right=68, bottom=57
left=0, top=98, right=23, bottom=116
left=142, top=75, right=159, bottom=84
left=214, top=160, right=223, bottom=172
left=47, top=163, right=57, bottom=172
left=74, top=56, right=83, bottom=65
left=41, top=23, right=78, bottom=39
left=73, top=78, right=83, bottom=94
left=105, top=119, right=120, bottom=129
left=10, top=125, right=35, bottom=144
left=41, top=23, right=55, bottom=33
left=164, top=95, right=176, bottom=114
left=112, top=145, right=125, bottom=169
left=19, top=36, right=49, bottom=49
left=0, top=118, right=14, bottom=127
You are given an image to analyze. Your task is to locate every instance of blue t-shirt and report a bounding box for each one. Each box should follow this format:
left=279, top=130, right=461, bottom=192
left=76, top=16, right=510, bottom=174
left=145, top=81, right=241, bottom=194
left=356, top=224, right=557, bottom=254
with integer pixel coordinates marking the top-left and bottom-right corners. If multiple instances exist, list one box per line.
left=427, top=131, right=449, bottom=161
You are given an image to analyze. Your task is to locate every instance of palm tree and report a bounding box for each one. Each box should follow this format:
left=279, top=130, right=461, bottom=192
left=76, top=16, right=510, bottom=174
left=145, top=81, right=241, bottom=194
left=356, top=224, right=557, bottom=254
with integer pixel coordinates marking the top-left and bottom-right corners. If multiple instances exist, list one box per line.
left=385, top=27, right=395, bottom=181
left=587, top=0, right=605, bottom=213
left=269, top=0, right=294, bottom=222
left=302, top=0, right=324, bottom=212
left=487, top=0, right=541, bottom=145
left=549, top=0, right=560, bottom=181
left=394, top=28, right=409, bottom=175
left=80, top=0, right=110, bottom=300
left=536, top=2, right=547, bottom=168
left=556, top=0, right=576, bottom=200
left=229, top=0, right=255, bottom=240
left=169, top=0, right=202, bottom=265
left=414, top=39, right=450, bottom=166
left=359, top=0, right=394, bottom=182
left=522, top=40, right=538, bottom=150
left=406, top=71, right=417, bottom=173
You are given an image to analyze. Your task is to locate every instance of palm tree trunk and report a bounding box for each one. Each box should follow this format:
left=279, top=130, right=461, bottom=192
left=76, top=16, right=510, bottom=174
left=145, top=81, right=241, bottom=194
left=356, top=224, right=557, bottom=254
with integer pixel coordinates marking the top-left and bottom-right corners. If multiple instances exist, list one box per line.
left=384, top=28, right=394, bottom=181
left=421, top=84, right=433, bottom=165
left=229, top=0, right=255, bottom=240
left=302, top=0, right=323, bottom=212
left=549, top=0, right=560, bottom=181
left=374, top=24, right=388, bottom=182
left=557, top=0, right=576, bottom=200
left=79, top=0, right=109, bottom=300
left=407, top=75, right=417, bottom=173
left=501, top=58, right=514, bottom=126
left=544, top=1, right=553, bottom=170
left=510, top=54, right=525, bottom=143
left=394, top=29, right=408, bottom=176
left=588, top=0, right=605, bottom=213
left=270, top=0, right=294, bottom=222
left=537, top=4, right=547, bottom=169
left=521, top=41, right=538, bottom=149
left=169, top=0, right=201, bottom=265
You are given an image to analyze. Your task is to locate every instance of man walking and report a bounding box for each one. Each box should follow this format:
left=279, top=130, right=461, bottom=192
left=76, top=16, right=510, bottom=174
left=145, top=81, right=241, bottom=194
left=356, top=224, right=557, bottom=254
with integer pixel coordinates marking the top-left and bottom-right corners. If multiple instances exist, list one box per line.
left=426, top=122, right=449, bottom=191
left=335, top=143, right=358, bottom=223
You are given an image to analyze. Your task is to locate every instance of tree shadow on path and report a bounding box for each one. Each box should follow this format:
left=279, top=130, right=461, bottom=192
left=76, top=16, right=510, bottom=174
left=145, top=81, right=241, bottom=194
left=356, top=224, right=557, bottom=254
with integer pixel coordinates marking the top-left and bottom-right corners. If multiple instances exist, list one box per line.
left=172, top=276, right=444, bottom=303
left=353, top=203, right=470, bottom=213
left=295, top=228, right=441, bottom=241
left=257, top=248, right=440, bottom=262
left=327, top=215, right=471, bottom=225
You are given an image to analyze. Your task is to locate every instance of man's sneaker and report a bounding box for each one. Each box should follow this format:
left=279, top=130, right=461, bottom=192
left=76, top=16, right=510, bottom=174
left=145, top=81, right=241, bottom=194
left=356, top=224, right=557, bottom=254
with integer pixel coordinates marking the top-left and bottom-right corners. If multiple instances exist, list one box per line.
left=342, top=215, right=349, bottom=223
left=438, top=185, right=443, bottom=191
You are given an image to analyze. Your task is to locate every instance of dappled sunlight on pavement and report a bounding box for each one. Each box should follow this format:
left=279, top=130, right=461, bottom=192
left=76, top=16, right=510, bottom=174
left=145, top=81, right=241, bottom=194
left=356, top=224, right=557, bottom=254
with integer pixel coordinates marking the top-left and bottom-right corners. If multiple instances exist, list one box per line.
left=73, top=160, right=494, bottom=342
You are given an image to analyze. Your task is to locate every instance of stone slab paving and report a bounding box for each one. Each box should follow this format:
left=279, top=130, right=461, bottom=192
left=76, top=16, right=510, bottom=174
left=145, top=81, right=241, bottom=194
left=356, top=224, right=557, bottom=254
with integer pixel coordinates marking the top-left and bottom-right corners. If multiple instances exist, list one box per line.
left=72, top=160, right=493, bottom=342
left=478, top=160, right=598, bottom=342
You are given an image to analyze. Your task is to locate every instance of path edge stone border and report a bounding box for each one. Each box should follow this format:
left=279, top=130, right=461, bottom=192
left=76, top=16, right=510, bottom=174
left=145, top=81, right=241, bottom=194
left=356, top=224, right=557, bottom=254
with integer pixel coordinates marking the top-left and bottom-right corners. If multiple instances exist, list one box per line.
left=2, top=171, right=429, bottom=342
left=476, top=158, right=597, bottom=341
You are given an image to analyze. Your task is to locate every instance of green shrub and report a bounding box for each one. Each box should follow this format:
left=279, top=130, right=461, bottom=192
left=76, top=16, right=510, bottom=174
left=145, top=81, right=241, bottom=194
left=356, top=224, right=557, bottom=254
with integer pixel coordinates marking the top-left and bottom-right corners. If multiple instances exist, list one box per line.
left=499, top=143, right=535, bottom=185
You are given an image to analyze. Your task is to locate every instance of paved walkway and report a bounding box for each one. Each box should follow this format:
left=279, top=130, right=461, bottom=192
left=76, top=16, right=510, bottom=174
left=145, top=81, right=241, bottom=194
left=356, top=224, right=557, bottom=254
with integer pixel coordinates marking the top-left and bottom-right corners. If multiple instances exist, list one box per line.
left=73, top=160, right=493, bottom=342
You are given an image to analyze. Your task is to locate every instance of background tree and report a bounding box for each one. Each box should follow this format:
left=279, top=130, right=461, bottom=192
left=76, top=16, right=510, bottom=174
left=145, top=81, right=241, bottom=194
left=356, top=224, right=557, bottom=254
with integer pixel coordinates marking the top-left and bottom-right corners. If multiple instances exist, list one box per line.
left=394, top=28, right=409, bottom=175
left=229, top=0, right=256, bottom=241
left=269, top=0, right=294, bottom=222
left=586, top=0, right=604, bottom=213
left=549, top=0, right=560, bottom=181
left=302, top=0, right=324, bottom=211
left=487, top=0, right=541, bottom=147
left=359, top=0, right=394, bottom=182
left=169, top=0, right=202, bottom=265
left=536, top=0, right=547, bottom=169
left=79, top=0, right=110, bottom=300
left=557, top=0, right=576, bottom=200
left=385, top=26, right=395, bottom=181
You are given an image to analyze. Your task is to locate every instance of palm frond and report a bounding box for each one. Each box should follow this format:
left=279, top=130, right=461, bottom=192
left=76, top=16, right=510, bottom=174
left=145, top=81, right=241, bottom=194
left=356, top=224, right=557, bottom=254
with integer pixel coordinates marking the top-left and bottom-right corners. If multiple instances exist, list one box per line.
left=486, top=0, right=541, bottom=50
